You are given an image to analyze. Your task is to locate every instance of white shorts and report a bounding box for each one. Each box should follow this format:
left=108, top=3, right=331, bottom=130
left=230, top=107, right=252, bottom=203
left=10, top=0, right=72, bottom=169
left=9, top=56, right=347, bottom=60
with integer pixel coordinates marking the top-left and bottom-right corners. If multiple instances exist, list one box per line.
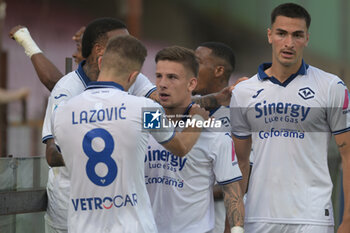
left=245, top=222, right=334, bottom=233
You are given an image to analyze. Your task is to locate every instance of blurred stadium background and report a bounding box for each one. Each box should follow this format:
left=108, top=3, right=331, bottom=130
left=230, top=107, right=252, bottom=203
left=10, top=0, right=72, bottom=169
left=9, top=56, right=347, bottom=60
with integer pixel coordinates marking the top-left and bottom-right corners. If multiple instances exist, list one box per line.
left=0, top=0, right=348, bottom=232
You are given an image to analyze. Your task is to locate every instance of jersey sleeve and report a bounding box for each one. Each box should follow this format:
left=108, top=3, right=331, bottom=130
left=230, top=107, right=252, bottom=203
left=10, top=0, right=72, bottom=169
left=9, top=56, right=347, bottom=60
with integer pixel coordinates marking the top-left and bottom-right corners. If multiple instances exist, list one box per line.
left=211, top=133, right=242, bottom=184
left=144, top=100, right=175, bottom=144
left=230, top=89, right=251, bottom=138
left=327, top=78, right=350, bottom=135
left=41, top=86, right=71, bottom=143
left=128, top=73, right=156, bottom=97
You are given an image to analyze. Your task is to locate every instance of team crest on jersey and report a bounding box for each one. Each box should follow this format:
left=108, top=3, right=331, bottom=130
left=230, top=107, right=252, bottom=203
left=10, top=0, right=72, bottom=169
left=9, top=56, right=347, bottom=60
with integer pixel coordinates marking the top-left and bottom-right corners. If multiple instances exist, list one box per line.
left=143, top=109, right=162, bottom=129
left=218, top=117, right=230, bottom=127
left=298, top=87, right=315, bottom=100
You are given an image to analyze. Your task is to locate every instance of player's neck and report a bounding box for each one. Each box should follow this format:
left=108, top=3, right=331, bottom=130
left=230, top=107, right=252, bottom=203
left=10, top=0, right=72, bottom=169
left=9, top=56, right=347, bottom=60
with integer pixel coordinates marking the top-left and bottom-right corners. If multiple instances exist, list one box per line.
left=98, top=71, right=130, bottom=91
left=164, top=100, right=192, bottom=121
left=199, top=80, right=227, bottom=96
left=266, top=60, right=302, bottom=83
left=209, top=80, right=228, bottom=95
left=83, top=56, right=100, bottom=82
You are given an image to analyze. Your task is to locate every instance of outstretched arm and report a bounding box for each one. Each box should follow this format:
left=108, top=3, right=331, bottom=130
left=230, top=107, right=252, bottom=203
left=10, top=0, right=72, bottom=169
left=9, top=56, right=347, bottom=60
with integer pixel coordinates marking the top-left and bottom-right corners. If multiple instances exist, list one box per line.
left=335, top=131, right=350, bottom=233
left=9, top=26, right=63, bottom=91
left=162, top=104, right=209, bottom=157
left=192, top=77, right=248, bottom=110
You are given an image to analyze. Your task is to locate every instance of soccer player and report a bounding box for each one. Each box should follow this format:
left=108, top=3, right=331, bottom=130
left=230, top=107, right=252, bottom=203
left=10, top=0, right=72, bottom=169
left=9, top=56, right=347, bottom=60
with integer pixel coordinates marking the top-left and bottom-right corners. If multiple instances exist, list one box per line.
left=144, top=46, right=244, bottom=233
left=230, top=3, right=350, bottom=233
left=52, top=34, right=208, bottom=233
left=10, top=18, right=158, bottom=233
left=9, top=19, right=231, bottom=233
left=193, top=41, right=237, bottom=233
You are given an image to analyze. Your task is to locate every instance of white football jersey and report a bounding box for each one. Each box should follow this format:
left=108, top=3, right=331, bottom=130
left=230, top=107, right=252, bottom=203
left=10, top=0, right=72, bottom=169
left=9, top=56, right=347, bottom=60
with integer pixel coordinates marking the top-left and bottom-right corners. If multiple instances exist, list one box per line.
left=231, top=61, right=350, bottom=226
left=53, top=81, right=173, bottom=233
left=42, top=61, right=156, bottom=229
left=209, top=106, right=231, bottom=233
left=209, top=106, right=231, bottom=132
left=145, top=114, right=242, bottom=233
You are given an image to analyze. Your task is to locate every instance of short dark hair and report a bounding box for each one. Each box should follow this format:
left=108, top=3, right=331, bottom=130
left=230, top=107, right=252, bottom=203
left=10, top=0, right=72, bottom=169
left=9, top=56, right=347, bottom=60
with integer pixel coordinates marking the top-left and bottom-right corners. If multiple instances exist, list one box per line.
left=155, top=46, right=198, bottom=77
left=199, top=42, right=235, bottom=79
left=101, top=35, right=147, bottom=75
left=271, top=3, right=311, bottom=29
left=82, top=17, right=127, bottom=58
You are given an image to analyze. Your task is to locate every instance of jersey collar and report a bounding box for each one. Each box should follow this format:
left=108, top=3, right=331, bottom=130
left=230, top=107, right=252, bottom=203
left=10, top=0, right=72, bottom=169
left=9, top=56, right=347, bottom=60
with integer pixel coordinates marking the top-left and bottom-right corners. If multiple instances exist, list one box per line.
left=257, top=59, right=309, bottom=87
left=181, top=102, right=195, bottom=122
left=76, top=60, right=92, bottom=87
left=86, top=81, right=124, bottom=91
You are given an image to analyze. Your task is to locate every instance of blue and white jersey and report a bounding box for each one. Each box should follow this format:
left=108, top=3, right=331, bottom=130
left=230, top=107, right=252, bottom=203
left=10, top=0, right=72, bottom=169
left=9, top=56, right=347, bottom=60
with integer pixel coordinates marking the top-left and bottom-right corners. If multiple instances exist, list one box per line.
left=42, top=61, right=156, bottom=142
left=52, top=81, right=173, bottom=233
left=41, top=61, right=156, bottom=230
left=145, top=113, right=242, bottom=233
left=210, top=106, right=231, bottom=132
left=230, top=61, right=350, bottom=226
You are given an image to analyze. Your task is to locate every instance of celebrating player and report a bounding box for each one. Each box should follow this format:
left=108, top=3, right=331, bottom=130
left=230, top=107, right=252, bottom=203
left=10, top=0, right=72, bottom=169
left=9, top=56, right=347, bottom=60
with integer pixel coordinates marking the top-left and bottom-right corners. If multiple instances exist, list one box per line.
left=144, top=46, right=244, bottom=233
left=42, top=18, right=156, bottom=233
left=194, top=41, right=239, bottom=233
left=231, top=3, right=350, bottom=233
left=52, top=34, right=208, bottom=233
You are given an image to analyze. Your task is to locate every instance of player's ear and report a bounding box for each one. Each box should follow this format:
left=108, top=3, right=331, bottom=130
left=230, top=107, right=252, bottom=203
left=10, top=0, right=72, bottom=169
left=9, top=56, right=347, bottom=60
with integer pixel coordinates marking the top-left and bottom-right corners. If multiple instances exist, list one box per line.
left=128, top=71, right=139, bottom=85
left=267, top=28, right=272, bottom=44
left=97, top=56, right=103, bottom=71
left=305, top=32, right=310, bottom=47
left=188, top=77, right=197, bottom=92
left=94, top=43, right=105, bottom=57
left=215, top=66, right=224, bottom=77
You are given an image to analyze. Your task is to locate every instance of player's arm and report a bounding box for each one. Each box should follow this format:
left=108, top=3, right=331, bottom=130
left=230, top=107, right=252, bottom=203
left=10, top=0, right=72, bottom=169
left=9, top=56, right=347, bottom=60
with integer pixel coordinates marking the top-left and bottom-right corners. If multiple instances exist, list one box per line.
left=222, top=182, right=244, bottom=232
left=192, top=77, right=248, bottom=110
left=9, top=26, right=63, bottom=91
left=45, top=138, right=65, bottom=167
left=162, top=104, right=209, bottom=157
left=232, top=136, right=252, bottom=194
left=213, top=184, right=223, bottom=200
left=334, top=131, right=350, bottom=233
left=42, top=89, right=70, bottom=167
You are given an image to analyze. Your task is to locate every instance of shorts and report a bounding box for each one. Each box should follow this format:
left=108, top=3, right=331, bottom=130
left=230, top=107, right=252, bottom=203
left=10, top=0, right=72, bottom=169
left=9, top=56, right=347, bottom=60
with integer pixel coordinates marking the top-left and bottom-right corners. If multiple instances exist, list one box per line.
left=244, top=222, right=334, bottom=233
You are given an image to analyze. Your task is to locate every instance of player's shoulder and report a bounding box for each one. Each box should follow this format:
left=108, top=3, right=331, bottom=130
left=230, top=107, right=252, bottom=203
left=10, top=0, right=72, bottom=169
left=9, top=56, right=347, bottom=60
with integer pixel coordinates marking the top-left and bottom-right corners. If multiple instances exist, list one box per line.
left=137, top=95, right=161, bottom=108
left=235, top=74, right=259, bottom=88
left=201, top=130, right=231, bottom=145
left=232, top=74, right=260, bottom=98
left=51, top=70, right=82, bottom=93
left=307, top=65, right=341, bottom=83
left=197, top=131, right=232, bottom=157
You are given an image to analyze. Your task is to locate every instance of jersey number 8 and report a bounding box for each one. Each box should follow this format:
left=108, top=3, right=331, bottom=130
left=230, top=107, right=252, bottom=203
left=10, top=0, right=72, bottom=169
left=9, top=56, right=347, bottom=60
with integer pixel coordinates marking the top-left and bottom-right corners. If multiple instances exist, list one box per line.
left=82, top=128, right=117, bottom=186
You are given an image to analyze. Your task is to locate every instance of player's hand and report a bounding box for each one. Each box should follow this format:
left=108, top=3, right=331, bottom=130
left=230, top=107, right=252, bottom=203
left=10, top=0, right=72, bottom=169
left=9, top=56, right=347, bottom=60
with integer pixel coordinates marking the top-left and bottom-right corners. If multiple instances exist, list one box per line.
left=9, top=25, right=26, bottom=39
left=216, top=76, right=249, bottom=106
left=189, top=104, right=209, bottom=120
left=72, top=26, right=86, bottom=42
